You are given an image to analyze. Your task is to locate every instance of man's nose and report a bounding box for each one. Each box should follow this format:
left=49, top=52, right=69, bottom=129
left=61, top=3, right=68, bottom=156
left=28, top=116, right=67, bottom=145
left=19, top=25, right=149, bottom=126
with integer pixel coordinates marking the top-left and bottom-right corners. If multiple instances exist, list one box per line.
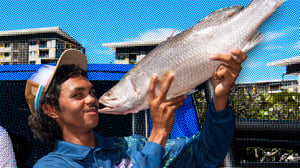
left=85, top=94, right=97, bottom=104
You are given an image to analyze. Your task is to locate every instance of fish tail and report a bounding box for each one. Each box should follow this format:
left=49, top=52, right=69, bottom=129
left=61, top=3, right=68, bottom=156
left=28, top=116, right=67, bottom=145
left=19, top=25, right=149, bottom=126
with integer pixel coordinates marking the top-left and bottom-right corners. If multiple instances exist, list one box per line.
left=271, top=0, right=286, bottom=8
left=251, top=0, right=286, bottom=7
left=276, top=0, right=286, bottom=7
left=247, top=0, right=286, bottom=26
left=242, top=31, right=263, bottom=52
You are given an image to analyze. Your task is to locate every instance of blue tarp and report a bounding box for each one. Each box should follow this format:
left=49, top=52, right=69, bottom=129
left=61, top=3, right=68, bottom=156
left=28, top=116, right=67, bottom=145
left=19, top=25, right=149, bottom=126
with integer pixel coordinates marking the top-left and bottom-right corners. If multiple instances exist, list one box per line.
left=0, top=64, right=199, bottom=138
left=0, top=64, right=134, bottom=81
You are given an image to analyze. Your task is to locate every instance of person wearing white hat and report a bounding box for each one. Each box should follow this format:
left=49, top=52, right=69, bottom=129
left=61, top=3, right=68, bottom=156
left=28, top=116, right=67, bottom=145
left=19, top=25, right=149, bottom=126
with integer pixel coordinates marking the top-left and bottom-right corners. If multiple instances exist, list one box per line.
left=26, top=49, right=246, bottom=168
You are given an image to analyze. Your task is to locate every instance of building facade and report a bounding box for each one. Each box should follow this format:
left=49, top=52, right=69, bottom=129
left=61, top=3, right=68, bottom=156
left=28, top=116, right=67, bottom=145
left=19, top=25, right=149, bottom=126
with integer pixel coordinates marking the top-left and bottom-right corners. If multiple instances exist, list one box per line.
left=0, top=27, right=85, bottom=65
left=234, top=80, right=298, bottom=94
left=103, top=40, right=163, bottom=64
left=268, top=56, right=300, bottom=92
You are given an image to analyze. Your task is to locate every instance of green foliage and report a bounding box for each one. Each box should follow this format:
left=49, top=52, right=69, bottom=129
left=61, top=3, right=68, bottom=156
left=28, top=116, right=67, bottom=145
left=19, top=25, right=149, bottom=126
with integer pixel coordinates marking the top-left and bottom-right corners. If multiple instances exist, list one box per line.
left=129, top=60, right=136, bottom=64
left=193, top=86, right=300, bottom=162
left=230, top=88, right=300, bottom=120
left=193, top=87, right=300, bottom=125
left=193, top=90, right=207, bottom=127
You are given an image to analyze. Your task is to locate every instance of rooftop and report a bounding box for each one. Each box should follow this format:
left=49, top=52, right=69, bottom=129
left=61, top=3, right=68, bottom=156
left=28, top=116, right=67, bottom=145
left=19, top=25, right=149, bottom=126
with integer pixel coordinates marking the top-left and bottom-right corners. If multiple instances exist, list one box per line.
left=102, top=40, right=164, bottom=50
left=0, top=27, right=80, bottom=45
left=267, top=56, right=300, bottom=66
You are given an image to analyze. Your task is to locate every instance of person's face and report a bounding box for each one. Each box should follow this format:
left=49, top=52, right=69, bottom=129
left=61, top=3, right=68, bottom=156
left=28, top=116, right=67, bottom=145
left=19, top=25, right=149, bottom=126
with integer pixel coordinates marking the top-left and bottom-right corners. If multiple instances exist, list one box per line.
left=55, top=75, right=99, bottom=132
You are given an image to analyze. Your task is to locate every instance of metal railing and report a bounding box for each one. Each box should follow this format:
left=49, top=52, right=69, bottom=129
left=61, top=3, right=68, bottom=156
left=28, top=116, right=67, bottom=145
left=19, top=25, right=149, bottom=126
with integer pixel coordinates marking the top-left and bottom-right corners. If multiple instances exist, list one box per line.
left=199, top=80, right=300, bottom=167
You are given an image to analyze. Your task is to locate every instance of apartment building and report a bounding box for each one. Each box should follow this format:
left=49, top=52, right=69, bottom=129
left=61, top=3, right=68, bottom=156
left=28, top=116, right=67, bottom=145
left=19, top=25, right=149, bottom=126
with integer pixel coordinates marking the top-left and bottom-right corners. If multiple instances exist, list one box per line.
left=0, top=27, right=84, bottom=64
left=103, top=40, right=163, bottom=64
left=267, top=56, right=300, bottom=92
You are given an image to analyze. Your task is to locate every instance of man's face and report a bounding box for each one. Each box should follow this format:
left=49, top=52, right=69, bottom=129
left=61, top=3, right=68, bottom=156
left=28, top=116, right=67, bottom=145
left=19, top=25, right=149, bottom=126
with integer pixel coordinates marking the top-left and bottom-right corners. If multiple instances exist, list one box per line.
left=55, top=75, right=99, bottom=132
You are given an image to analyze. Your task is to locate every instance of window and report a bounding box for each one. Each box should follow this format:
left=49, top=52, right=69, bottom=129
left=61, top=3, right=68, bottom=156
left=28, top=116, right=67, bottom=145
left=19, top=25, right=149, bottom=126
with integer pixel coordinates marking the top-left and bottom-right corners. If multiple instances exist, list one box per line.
left=29, top=61, right=36, bottom=64
left=4, top=43, right=10, bottom=48
left=30, top=51, right=36, bottom=56
left=56, top=41, right=63, bottom=49
left=117, top=54, right=126, bottom=60
left=29, top=41, right=37, bottom=46
left=129, top=54, right=136, bottom=64
left=140, top=51, right=147, bottom=55
left=48, top=60, right=57, bottom=64
left=39, top=41, right=47, bottom=48
left=41, top=60, right=57, bottom=64
left=65, top=43, right=71, bottom=49
left=55, top=51, right=62, bottom=58
left=4, top=53, right=10, bottom=57
left=39, top=50, right=48, bottom=58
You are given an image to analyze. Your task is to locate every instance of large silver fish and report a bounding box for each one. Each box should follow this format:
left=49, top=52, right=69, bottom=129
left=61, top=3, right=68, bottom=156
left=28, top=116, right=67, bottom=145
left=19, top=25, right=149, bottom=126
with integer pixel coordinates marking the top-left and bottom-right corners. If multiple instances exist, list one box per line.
left=99, top=0, right=285, bottom=115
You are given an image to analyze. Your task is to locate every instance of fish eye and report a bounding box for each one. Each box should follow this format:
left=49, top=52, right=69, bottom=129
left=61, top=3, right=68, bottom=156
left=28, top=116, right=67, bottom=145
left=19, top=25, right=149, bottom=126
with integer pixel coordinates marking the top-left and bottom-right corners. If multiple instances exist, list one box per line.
left=105, top=91, right=112, bottom=97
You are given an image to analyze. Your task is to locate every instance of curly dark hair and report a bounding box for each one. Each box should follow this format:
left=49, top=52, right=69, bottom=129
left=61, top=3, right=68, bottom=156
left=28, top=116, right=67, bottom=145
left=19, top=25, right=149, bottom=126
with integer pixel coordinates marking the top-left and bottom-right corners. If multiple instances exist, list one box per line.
left=28, top=64, right=88, bottom=144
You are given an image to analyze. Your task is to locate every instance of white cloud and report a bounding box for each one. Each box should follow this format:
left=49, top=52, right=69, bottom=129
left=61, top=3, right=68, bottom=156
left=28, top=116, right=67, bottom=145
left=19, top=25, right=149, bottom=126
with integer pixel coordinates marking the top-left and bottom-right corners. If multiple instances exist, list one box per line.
left=263, top=45, right=284, bottom=50
left=294, top=41, right=300, bottom=49
left=80, top=39, right=88, bottom=46
left=242, top=58, right=264, bottom=68
left=126, top=28, right=181, bottom=42
left=263, top=26, right=300, bottom=42
left=94, top=49, right=115, bottom=55
left=263, top=30, right=286, bottom=42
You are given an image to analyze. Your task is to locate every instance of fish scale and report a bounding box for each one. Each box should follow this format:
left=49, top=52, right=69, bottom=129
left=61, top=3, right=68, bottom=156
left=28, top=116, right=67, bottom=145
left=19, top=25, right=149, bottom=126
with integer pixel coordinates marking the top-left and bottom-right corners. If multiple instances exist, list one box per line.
left=99, top=0, right=285, bottom=115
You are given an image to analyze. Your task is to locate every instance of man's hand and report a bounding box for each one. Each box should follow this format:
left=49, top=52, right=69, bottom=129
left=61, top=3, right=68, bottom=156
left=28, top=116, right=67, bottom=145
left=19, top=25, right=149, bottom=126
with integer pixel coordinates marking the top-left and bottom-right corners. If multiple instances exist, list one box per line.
left=147, top=73, right=186, bottom=147
left=209, top=49, right=247, bottom=111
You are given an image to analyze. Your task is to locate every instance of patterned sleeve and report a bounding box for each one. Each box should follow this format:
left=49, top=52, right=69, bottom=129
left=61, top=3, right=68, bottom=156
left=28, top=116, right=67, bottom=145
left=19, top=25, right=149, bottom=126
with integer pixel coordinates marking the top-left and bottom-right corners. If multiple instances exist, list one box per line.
left=0, top=126, right=17, bottom=168
left=124, top=135, right=165, bottom=168
left=161, top=101, right=235, bottom=167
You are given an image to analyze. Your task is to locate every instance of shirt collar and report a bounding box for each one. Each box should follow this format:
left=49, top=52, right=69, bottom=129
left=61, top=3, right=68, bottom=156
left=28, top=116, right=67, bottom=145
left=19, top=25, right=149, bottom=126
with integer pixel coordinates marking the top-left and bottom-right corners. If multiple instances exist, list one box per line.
left=54, top=131, right=121, bottom=160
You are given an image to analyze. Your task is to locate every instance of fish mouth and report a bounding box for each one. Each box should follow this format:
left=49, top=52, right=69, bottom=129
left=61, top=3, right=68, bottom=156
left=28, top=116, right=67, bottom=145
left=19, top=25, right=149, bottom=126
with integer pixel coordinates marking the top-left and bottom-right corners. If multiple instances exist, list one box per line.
left=98, top=98, right=120, bottom=109
left=98, top=107, right=112, bottom=113
left=98, top=101, right=116, bottom=113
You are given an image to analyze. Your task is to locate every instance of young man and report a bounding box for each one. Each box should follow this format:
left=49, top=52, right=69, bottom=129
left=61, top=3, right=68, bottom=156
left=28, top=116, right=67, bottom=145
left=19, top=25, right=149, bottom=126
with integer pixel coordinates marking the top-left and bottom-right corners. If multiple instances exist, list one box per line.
left=26, top=49, right=246, bottom=167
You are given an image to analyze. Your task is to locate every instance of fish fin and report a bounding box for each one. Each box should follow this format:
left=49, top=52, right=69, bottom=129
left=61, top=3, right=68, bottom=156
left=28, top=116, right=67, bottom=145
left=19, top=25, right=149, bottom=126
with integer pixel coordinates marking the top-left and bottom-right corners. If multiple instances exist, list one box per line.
left=167, top=89, right=198, bottom=100
left=188, top=5, right=244, bottom=33
left=129, top=78, right=140, bottom=97
left=199, top=5, right=244, bottom=24
left=185, top=89, right=199, bottom=95
left=124, top=77, right=140, bottom=98
left=243, top=30, right=263, bottom=52
left=210, top=5, right=244, bottom=17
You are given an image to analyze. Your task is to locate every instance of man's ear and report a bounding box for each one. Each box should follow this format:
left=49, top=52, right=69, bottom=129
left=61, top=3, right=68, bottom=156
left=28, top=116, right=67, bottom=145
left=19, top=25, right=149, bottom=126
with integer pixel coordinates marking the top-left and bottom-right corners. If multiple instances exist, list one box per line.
left=42, top=103, right=59, bottom=119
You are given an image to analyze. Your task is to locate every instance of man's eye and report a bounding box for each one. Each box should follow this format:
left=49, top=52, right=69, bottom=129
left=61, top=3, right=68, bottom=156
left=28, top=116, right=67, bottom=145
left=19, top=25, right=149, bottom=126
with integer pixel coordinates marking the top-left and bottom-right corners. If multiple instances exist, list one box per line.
left=73, top=93, right=82, bottom=98
left=90, top=90, right=96, bottom=96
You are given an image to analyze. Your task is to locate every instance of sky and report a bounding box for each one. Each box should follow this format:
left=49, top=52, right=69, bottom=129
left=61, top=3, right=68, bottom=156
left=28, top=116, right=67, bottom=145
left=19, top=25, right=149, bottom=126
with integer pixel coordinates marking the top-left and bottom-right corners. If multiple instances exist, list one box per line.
left=0, top=0, right=299, bottom=83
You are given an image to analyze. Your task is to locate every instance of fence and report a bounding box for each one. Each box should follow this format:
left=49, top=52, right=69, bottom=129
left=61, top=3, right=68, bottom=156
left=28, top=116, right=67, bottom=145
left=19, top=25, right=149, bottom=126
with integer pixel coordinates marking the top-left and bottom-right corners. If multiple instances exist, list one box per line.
left=199, top=79, right=300, bottom=167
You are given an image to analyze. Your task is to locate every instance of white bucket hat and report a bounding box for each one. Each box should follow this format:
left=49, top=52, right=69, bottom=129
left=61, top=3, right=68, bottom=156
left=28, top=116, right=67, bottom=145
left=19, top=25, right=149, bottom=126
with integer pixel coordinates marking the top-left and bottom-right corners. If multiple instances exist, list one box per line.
left=25, top=49, right=87, bottom=114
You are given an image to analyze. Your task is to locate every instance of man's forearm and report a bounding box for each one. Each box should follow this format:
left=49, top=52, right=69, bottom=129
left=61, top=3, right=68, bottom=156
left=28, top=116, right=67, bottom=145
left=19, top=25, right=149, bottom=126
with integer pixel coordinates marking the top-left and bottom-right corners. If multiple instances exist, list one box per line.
left=148, top=129, right=169, bottom=147
left=213, top=94, right=229, bottom=111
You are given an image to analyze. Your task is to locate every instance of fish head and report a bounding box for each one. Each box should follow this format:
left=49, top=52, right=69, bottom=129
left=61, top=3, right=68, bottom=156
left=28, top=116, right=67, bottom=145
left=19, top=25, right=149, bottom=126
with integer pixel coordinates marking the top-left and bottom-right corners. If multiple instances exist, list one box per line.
left=98, top=76, right=148, bottom=114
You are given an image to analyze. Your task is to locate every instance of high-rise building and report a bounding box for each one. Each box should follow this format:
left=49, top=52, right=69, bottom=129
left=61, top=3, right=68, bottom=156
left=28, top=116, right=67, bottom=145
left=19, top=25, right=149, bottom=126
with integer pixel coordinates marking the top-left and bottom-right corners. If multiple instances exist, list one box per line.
left=0, top=27, right=85, bottom=65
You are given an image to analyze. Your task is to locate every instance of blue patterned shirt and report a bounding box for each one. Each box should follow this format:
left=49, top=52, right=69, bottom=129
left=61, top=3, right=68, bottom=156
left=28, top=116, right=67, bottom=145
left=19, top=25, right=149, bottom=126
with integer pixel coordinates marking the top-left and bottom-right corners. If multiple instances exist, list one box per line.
left=33, top=101, right=235, bottom=168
